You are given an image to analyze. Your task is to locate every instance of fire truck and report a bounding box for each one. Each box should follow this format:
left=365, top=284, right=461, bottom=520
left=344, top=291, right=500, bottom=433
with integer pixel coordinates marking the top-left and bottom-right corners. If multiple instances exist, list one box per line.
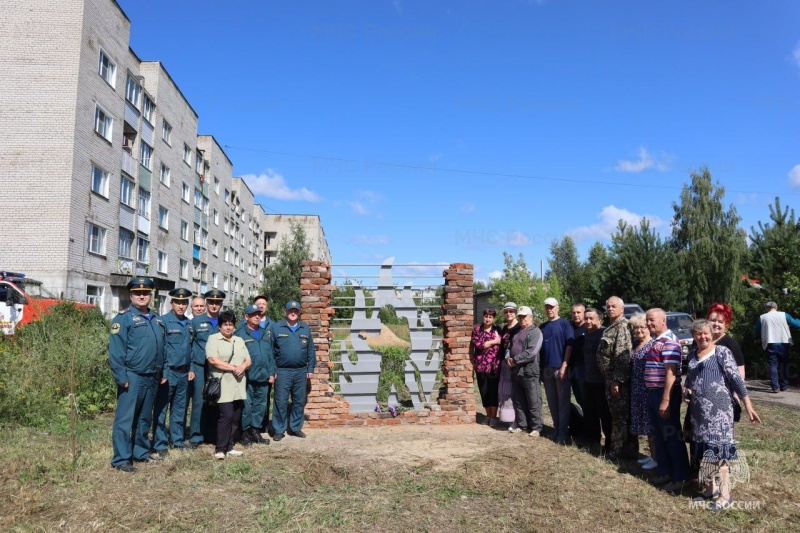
left=0, top=271, right=93, bottom=335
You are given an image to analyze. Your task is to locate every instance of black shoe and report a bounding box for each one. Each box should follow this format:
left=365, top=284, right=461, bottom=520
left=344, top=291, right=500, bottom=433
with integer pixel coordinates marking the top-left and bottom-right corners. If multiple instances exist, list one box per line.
left=154, top=449, right=169, bottom=458
left=135, top=456, right=163, bottom=463
left=273, top=433, right=285, bottom=441
left=288, top=430, right=306, bottom=438
left=113, top=463, right=137, bottom=473
left=187, top=442, right=201, bottom=449
left=249, top=429, right=269, bottom=444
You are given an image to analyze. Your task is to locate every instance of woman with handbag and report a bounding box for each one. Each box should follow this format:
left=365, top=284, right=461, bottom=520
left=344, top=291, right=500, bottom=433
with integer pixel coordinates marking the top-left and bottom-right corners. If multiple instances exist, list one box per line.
left=683, top=319, right=760, bottom=511
left=206, top=310, right=251, bottom=460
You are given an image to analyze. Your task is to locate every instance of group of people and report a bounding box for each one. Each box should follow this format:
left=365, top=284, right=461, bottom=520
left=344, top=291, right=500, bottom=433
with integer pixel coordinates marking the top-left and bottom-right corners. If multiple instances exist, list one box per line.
left=471, top=296, right=766, bottom=511
left=108, top=276, right=317, bottom=472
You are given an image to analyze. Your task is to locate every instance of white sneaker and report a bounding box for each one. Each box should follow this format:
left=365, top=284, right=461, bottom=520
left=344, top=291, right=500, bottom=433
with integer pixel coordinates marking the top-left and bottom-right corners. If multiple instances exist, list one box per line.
left=508, top=424, right=521, bottom=433
left=227, top=450, right=244, bottom=457
left=214, top=452, right=225, bottom=460
left=528, top=430, right=540, bottom=437
left=642, top=457, right=658, bottom=470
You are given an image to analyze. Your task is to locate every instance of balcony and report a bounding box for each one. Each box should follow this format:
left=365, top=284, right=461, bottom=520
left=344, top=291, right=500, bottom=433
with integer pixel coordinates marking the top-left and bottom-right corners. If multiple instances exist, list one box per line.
left=138, top=215, right=150, bottom=235
left=122, top=150, right=137, bottom=177
left=193, top=245, right=201, bottom=260
left=138, top=164, right=152, bottom=191
left=141, top=119, right=154, bottom=146
left=124, top=101, right=139, bottom=131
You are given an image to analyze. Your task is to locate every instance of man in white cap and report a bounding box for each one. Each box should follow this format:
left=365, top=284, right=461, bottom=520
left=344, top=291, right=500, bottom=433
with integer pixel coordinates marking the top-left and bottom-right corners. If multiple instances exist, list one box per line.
left=506, top=306, right=544, bottom=436
left=539, top=297, right=574, bottom=444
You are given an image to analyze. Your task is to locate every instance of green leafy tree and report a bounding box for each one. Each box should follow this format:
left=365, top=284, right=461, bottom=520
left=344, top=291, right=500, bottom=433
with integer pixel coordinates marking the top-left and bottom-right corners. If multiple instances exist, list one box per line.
left=548, top=235, right=585, bottom=305
left=748, top=197, right=800, bottom=297
left=490, top=252, right=562, bottom=324
left=582, top=241, right=611, bottom=307
left=260, top=222, right=312, bottom=320
left=607, top=220, right=686, bottom=310
left=671, top=167, right=748, bottom=313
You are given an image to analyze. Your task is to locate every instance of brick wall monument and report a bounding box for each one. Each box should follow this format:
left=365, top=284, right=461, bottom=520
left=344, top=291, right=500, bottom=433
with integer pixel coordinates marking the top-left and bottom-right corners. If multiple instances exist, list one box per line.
left=301, top=261, right=476, bottom=427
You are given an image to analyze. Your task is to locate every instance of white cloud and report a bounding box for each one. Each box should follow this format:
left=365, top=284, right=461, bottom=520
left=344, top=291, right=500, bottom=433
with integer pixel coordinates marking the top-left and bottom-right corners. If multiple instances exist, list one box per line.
left=351, top=235, right=389, bottom=245
left=614, top=147, right=673, bottom=173
left=569, top=205, right=666, bottom=241
left=789, top=164, right=800, bottom=188
left=794, top=41, right=800, bottom=69
left=488, top=270, right=503, bottom=280
left=349, top=190, right=383, bottom=216
left=241, top=170, right=321, bottom=202
left=507, top=231, right=531, bottom=246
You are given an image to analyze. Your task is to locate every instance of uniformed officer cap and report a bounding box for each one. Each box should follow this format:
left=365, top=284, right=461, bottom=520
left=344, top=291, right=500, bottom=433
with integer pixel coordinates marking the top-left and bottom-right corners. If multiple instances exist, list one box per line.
left=285, top=300, right=301, bottom=311
left=245, top=304, right=262, bottom=315
left=127, top=277, right=155, bottom=292
left=169, top=287, right=193, bottom=301
left=204, top=289, right=226, bottom=302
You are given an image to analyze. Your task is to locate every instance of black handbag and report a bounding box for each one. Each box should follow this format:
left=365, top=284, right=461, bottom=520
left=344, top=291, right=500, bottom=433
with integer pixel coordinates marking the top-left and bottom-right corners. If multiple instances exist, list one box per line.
left=203, top=342, right=235, bottom=404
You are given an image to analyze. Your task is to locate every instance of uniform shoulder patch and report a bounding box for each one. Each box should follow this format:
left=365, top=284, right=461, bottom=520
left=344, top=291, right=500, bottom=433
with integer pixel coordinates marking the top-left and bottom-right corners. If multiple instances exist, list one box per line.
left=111, top=323, right=121, bottom=334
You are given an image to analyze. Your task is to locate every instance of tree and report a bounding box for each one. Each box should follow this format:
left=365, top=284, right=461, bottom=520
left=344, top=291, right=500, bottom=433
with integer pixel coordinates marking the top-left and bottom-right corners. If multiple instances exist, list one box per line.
left=490, top=252, right=562, bottom=324
left=607, top=220, right=686, bottom=310
left=582, top=241, right=612, bottom=307
left=671, top=167, right=747, bottom=313
left=547, top=235, right=585, bottom=306
left=260, top=222, right=312, bottom=320
left=748, top=197, right=800, bottom=296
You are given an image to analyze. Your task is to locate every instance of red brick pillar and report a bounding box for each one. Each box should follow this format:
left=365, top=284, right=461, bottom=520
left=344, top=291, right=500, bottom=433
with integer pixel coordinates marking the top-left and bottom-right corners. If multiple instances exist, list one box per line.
left=300, top=261, right=348, bottom=426
left=438, top=263, right=476, bottom=422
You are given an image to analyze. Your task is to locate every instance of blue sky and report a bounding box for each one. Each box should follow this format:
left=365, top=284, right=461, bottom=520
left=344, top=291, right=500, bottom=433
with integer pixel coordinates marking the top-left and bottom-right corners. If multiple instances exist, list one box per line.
left=120, top=0, right=800, bottom=284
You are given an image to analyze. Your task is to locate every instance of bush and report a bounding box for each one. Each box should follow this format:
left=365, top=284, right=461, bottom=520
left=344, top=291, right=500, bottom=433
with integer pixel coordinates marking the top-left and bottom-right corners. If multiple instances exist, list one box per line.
left=0, top=304, right=114, bottom=427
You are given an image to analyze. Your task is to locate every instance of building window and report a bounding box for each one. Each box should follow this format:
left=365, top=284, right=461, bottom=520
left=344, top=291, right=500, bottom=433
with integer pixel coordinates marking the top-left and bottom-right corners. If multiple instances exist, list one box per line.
left=126, top=75, right=141, bottom=108
left=88, top=224, right=106, bottom=255
left=224, top=248, right=229, bottom=262
left=158, top=206, right=169, bottom=229
left=194, top=188, right=203, bottom=210
left=137, top=189, right=150, bottom=219
left=181, top=182, right=190, bottom=203
left=98, top=50, right=116, bottom=87
left=195, top=153, right=203, bottom=174
left=224, top=218, right=229, bottom=236
left=160, top=163, right=170, bottom=186
left=157, top=250, right=168, bottom=273
left=214, top=177, right=220, bottom=194
left=183, top=144, right=191, bottom=166
left=180, top=220, right=189, bottom=241
left=223, top=276, right=230, bottom=291
left=94, top=104, right=113, bottom=141
left=212, top=239, right=219, bottom=257
left=136, top=235, right=149, bottom=263
left=193, top=223, right=201, bottom=245
left=213, top=209, right=219, bottom=225
left=179, top=259, right=189, bottom=280
left=161, top=120, right=172, bottom=145
left=86, top=284, right=104, bottom=310
left=142, top=94, right=155, bottom=124
left=91, top=164, right=109, bottom=197
left=224, top=189, right=230, bottom=204
left=120, top=177, right=134, bottom=207
left=118, top=228, right=134, bottom=258
left=140, top=142, right=152, bottom=170
left=212, top=272, right=218, bottom=288
left=201, top=229, right=208, bottom=248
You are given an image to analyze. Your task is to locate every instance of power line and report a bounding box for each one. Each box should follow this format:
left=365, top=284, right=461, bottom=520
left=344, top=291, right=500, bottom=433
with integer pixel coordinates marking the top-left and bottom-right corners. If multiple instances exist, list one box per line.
left=224, top=144, right=786, bottom=196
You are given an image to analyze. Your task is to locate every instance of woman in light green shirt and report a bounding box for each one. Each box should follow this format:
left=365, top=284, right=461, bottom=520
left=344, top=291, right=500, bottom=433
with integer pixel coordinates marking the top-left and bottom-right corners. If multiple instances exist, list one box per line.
left=206, top=310, right=251, bottom=459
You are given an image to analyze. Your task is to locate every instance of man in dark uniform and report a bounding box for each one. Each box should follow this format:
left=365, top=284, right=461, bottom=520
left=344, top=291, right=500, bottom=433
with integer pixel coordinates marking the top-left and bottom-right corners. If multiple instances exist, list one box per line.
left=270, top=300, right=316, bottom=441
left=108, top=277, right=165, bottom=472
left=187, top=289, right=225, bottom=448
left=151, top=288, right=194, bottom=456
left=236, top=304, right=276, bottom=445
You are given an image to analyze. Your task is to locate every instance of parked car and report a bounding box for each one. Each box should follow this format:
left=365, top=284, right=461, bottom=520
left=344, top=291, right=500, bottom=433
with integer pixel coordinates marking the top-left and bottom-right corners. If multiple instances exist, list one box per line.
left=665, top=312, right=694, bottom=364
left=623, top=303, right=644, bottom=318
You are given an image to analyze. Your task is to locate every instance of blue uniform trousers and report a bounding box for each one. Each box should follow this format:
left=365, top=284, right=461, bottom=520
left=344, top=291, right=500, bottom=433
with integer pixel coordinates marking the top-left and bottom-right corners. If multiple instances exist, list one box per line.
left=272, top=368, right=307, bottom=434
left=187, top=365, right=206, bottom=444
left=242, top=380, right=271, bottom=432
left=111, top=372, right=157, bottom=467
left=152, top=368, right=189, bottom=450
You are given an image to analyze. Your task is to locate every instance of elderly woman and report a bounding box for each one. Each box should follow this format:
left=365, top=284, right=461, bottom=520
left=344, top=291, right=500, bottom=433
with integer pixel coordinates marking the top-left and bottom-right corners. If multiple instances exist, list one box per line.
left=706, top=303, right=745, bottom=379
left=206, top=310, right=251, bottom=460
left=470, top=308, right=502, bottom=425
left=684, top=319, right=760, bottom=511
left=506, top=306, right=544, bottom=437
left=629, top=313, right=657, bottom=470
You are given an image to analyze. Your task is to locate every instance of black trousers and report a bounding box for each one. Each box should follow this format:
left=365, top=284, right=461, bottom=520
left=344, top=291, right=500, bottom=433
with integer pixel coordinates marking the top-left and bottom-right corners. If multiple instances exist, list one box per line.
left=215, top=400, right=244, bottom=454
left=583, top=381, right=611, bottom=447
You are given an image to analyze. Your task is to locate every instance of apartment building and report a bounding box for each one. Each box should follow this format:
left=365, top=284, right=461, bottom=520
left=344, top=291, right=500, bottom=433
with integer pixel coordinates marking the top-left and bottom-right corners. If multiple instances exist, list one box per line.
left=0, top=0, right=329, bottom=315
left=262, top=214, right=332, bottom=266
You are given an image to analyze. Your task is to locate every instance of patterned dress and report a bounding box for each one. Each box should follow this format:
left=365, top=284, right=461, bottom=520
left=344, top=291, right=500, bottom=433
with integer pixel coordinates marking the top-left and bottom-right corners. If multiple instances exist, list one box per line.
left=684, top=345, right=749, bottom=462
left=630, top=338, right=654, bottom=435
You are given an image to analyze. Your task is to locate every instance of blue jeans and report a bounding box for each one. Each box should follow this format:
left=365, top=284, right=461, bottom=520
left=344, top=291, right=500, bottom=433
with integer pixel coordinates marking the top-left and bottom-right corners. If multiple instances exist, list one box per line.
left=766, top=343, right=789, bottom=390
left=646, top=385, right=691, bottom=482
left=111, top=372, right=157, bottom=467
left=272, top=368, right=308, bottom=434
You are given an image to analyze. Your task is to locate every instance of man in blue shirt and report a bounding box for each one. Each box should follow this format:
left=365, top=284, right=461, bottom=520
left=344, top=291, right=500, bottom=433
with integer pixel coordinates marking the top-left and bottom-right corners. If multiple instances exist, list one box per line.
left=236, top=304, right=276, bottom=444
left=151, top=288, right=194, bottom=456
left=539, top=297, right=574, bottom=444
left=269, top=300, right=316, bottom=441
left=108, top=277, right=165, bottom=472
left=187, top=289, right=225, bottom=448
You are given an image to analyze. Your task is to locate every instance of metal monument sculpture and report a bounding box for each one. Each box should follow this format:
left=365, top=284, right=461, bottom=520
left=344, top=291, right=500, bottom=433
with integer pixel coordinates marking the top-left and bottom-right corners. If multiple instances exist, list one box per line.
left=337, top=258, right=442, bottom=412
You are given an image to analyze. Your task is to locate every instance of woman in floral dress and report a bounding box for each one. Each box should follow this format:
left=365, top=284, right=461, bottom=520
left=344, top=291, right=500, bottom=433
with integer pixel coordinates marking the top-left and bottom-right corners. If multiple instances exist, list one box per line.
left=629, top=313, right=657, bottom=470
left=470, top=308, right=502, bottom=425
left=684, top=319, right=761, bottom=511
